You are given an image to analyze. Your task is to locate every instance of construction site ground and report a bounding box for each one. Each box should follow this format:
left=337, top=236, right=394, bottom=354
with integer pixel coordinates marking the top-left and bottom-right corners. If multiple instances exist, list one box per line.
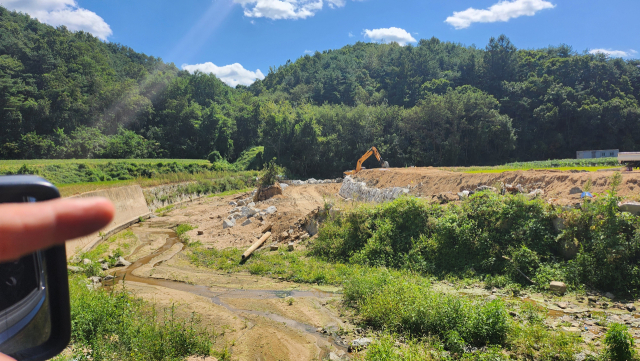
left=96, top=167, right=640, bottom=360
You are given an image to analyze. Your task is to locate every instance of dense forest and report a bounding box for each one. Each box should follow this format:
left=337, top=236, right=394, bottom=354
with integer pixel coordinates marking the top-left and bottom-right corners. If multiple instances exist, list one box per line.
left=1, top=7, right=639, bottom=178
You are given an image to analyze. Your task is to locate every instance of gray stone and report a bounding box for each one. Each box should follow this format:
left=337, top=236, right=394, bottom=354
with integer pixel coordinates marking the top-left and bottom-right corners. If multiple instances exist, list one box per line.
left=457, top=190, right=470, bottom=200
left=265, top=206, right=277, bottom=214
left=527, top=189, right=544, bottom=199
left=476, top=185, right=497, bottom=192
left=104, top=275, right=115, bottom=281
left=349, top=338, right=372, bottom=351
left=223, top=219, right=236, bottom=229
left=101, top=263, right=110, bottom=271
left=242, top=219, right=253, bottom=226
left=237, top=199, right=246, bottom=206
left=228, top=201, right=237, bottom=206
left=626, top=303, right=637, bottom=312
left=279, top=183, right=289, bottom=190
left=67, top=265, right=83, bottom=273
left=82, top=258, right=92, bottom=265
left=247, top=202, right=256, bottom=208
left=270, top=244, right=279, bottom=251
left=329, top=352, right=342, bottom=361
left=557, top=302, right=568, bottom=309
left=287, top=242, right=295, bottom=251
left=114, top=257, right=131, bottom=267
left=307, top=178, right=318, bottom=184
left=569, top=187, right=582, bottom=195
left=89, top=276, right=102, bottom=284
left=604, top=292, right=615, bottom=300
left=550, top=281, right=567, bottom=294
left=619, top=202, right=640, bottom=215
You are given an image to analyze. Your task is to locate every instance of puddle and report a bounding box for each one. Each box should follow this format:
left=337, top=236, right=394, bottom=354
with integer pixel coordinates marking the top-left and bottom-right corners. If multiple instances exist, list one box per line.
left=103, top=223, right=349, bottom=357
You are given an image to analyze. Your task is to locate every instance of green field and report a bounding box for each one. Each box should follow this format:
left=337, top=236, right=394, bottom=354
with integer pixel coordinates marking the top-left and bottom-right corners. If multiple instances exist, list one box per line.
left=445, top=157, right=621, bottom=173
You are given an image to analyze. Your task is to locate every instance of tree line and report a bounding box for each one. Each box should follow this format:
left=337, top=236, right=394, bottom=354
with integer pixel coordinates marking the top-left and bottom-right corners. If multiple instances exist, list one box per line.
left=1, top=7, right=639, bottom=178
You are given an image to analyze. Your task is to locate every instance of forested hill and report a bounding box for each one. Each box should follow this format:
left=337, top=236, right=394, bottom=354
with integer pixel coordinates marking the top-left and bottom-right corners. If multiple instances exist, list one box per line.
left=2, top=7, right=640, bottom=178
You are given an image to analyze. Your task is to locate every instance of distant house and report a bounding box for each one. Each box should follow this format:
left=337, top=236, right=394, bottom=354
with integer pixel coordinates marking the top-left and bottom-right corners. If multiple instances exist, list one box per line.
left=576, top=149, right=619, bottom=159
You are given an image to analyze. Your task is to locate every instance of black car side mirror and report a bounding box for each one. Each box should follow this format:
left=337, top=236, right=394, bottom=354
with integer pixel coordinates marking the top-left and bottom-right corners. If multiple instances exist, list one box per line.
left=0, top=176, right=71, bottom=360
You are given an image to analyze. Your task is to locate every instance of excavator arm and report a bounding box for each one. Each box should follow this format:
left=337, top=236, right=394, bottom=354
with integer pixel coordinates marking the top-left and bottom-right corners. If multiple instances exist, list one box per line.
left=344, top=147, right=389, bottom=176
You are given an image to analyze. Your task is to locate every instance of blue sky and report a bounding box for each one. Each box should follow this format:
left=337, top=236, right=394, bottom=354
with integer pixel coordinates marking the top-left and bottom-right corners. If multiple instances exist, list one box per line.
left=2, top=0, right=639, bottom=86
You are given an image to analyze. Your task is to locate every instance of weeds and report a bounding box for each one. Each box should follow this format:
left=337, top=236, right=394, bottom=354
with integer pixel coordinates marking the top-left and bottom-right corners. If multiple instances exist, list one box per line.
left=65, top=276, right=213, bottom=360
left=605, top=323, right=635, bottom=361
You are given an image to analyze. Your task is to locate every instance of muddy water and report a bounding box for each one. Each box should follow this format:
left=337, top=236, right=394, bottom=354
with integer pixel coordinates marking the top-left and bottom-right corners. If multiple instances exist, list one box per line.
left=106, top=223, right=349, bottom=357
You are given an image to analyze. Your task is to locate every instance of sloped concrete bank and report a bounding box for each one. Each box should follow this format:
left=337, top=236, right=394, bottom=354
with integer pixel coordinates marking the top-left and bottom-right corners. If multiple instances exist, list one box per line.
left=338, top=175, right=409, bottom=203
left=66, top=185, right=150, bottom=258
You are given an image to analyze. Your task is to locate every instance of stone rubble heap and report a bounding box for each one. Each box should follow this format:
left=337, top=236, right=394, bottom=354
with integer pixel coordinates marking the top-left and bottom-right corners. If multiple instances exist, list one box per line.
left=338, top=176, right=409, bottom=203
left=291, top=178, right=342, bottom=185
left=456, top=183, right=544, bottom=201
left=223, top=191, right=277, bottom=229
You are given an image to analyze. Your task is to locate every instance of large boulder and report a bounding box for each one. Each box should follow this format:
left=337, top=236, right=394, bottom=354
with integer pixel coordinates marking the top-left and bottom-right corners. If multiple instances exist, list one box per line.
left=253, top=183, right=283, bottom=202
left=549, top=281, right=567, bottom=294
left=223, top=219, right=236, bottom=229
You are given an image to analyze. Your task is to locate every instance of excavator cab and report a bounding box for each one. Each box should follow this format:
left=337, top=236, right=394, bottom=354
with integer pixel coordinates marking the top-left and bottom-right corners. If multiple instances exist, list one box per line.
left=344, top=147, right=389, bottom=176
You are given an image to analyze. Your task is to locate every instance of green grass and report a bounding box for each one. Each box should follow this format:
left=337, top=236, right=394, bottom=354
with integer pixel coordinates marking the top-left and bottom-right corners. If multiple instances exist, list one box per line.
left=445, top=157, right=621, bottom=173
left=0, top=159, right=210, bottom=166
left=56, top=276, right=216, bottom=361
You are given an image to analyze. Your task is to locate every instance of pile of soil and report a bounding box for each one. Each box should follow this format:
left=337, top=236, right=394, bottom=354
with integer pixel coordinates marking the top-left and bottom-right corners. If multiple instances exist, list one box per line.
left=253, top=183, right=283, bottom=202
left=354, top=167, right=639, bottom=205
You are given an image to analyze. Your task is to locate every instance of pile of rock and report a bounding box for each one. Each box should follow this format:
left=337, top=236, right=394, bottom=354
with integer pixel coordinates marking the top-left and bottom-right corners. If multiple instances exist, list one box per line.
left=290, top=178, right=343, bottom=185
left=338, top=176, right=409, bottom=203
left=501, top=183, right=545, bottom=199
left=224, top=197, right=277, bottom=229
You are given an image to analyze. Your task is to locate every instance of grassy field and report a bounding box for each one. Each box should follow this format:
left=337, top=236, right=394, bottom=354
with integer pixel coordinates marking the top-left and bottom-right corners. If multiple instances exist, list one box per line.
left=445, top=157, right=621, bottom=173
left=0, top=151, right=264, bottom=196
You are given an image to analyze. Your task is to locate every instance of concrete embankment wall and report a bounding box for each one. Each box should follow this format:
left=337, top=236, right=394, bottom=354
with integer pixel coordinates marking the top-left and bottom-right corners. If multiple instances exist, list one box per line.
left=66, top=185, right=150, bottom=258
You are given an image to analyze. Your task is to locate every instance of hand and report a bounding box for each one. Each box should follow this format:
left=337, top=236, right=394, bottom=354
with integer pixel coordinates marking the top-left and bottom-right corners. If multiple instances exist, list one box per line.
left=0, top=197, right=114, bottom=361
left=0, top=197, right=115, bottom=262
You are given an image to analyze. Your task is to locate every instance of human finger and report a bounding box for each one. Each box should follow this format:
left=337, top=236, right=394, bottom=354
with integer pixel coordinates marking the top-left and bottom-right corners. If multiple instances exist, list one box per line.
left=0, top=197, right=115, bottom=262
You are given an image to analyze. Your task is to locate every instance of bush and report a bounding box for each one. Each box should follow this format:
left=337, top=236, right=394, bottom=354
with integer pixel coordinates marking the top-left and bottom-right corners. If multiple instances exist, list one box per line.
left=259, top=158, right=284, bottom=187
left=605, top=323, right=635, bottom=361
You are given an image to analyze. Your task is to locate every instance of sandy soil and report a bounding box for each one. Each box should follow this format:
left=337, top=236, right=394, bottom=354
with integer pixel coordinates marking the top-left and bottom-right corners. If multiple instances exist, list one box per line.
left=355, top=167, right=640, bottom=205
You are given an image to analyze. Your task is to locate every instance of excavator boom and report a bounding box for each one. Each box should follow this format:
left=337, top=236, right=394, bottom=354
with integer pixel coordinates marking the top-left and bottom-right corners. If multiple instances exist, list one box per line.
left=344, top=147, right=389, bottom=176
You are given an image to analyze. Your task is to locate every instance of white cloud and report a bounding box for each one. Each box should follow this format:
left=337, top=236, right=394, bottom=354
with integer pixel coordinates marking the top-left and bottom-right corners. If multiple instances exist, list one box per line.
left=348, top=31, right=354, bottom=37
left=0, top=0, right=112, bottom=40
left=233, top=0, right=362, bottom=20
left=445, top=0, right=555, bottom=30
left=363, top=27, right=417, bottom=46
left=589, top=49, right=638, bottom=58
left=233, top=0, right=322, bottom=20
left=182, top=62, right=265, bottom=87
left=304, top=49, right=314, bottom=54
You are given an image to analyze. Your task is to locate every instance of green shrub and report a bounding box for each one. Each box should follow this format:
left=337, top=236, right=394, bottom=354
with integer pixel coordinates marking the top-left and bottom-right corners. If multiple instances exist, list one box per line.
left=605, top=323, right=635, bottom=361
left=259, top=158, right=284, bottom=187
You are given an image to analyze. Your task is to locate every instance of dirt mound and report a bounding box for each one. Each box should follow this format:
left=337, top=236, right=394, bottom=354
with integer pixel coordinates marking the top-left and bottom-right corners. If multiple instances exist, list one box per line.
left=355, top=167, right=640, bottom=205
left=254, top=183, right=283, bottom=202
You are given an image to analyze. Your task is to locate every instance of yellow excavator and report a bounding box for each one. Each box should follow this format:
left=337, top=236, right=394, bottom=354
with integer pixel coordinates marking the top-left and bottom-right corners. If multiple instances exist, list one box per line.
left=344, top=146, right=389, bottom=176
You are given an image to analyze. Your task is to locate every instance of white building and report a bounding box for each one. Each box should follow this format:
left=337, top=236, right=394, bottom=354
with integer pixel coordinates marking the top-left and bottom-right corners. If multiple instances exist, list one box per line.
left=576, top=149, right=619, bottom=159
